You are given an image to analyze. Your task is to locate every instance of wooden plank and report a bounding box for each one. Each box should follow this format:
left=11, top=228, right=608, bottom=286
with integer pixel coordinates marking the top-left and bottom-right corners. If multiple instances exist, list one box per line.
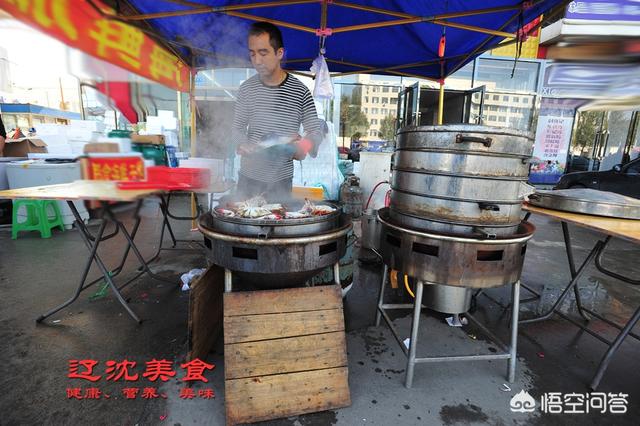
left=225, top=367, right=351, bottom=425
left=188, top=265, right=224, bottom=361
left=523, top=203, right=640, bottom=244
left=224, top=284, right=342, bottom=316
left=0, top=180, right=160, bottom=202
left=223, top=308, right=344, bottom=344
left=225, top=332, right=347, bottom=379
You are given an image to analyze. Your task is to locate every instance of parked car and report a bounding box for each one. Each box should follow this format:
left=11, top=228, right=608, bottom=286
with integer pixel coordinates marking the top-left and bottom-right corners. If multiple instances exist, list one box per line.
left=554, top=157, right=640, bottom=198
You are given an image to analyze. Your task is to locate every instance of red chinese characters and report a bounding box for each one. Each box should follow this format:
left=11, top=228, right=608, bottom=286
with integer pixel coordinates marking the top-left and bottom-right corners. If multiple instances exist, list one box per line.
left=181, top=359, right=215, bottom=383
left=142, top=359, right=176, bottom=382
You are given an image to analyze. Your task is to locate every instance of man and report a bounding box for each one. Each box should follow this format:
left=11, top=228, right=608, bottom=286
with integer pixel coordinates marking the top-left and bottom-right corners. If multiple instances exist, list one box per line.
left=232, top=22, right=322, bottom=200
left=0, top=113, right=6, bottom=156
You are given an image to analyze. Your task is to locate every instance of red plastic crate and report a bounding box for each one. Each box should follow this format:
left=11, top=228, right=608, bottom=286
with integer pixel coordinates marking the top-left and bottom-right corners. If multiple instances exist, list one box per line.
left=146, top=166, right=211, bottom=190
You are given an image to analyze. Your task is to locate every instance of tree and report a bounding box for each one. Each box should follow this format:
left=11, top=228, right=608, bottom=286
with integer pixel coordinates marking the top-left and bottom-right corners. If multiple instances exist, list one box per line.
left=573, top=111, right=601, bottom=156
left=339, top=86, right=369, bottom=139
left=379, top=113, right=397, bottom=143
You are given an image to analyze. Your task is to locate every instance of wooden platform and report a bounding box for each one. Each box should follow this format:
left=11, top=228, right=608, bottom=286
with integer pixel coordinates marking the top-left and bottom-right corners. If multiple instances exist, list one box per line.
left=223, top=285, right=351, bottom=425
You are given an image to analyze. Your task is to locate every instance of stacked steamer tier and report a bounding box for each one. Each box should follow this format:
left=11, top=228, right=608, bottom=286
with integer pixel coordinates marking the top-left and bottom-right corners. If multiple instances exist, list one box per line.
left=379, top=125, right=536, bottom=313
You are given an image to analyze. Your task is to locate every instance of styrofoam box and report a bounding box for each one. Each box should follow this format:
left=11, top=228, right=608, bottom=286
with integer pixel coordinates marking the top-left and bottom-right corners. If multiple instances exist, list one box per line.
left=70, top=120, right=106, bottom=132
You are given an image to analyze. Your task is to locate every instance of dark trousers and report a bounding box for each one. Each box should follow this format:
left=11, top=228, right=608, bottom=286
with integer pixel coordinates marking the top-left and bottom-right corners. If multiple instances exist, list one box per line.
left=236, top=175, right=293, bottom=200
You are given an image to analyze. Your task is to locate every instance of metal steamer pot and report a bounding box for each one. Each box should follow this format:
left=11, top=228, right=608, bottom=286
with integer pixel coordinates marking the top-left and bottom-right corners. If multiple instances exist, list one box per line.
left=390, top=125, right=534, bottom=237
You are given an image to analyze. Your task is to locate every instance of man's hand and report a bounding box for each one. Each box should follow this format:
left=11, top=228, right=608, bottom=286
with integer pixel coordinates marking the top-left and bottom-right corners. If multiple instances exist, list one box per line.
left=292, top=138, right=313, bottom=161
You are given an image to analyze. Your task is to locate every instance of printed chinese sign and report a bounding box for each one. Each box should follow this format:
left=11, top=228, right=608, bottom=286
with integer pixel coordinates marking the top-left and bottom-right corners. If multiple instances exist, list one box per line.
left=530, top=98, right=583, bottom=185
left=0, top=0, right=190, bottom=91
left=88, top=156, right=145, bottom=181
left=66, top=358, right=216, bottom=400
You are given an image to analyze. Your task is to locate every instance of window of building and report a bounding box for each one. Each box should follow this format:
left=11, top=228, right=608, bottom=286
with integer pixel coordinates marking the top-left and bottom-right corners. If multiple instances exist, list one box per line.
left=503, top=95, right=509, bottom=101
left=513, top=96, right=519, bottom=103
left=372, top=97, right=379, bottom=103
left=392, top=87, right=400, bottom=93
left=364, top=108, right=368, bottom=114
left=489, top=105, right=497, bottom=112
left=372, top=108, right=379, bottom=114
left=370, top=130, right=377, bottom=136
left=523, top=98, right=529, bottom=104
left=390, top=97, right=397, bottom=104
left=484, top=94, right=489, bottom=100
left=476, top=58, right=540, bottom=92
left=365, top=96, right=369, bottom=103
left=493, top=95, right=499, bottom=101
left=510, top=107, right=519, bottom=113
left=381, top=108, right=388, bottom=115
left=498, top=116, right=506, bottom=122
left=498, top=106, right=508, bottom=112
left=382, top=86, right=389, bottom=93
left=488, top=115, right=497, bottom=121
left=371, top=119, right=378, bottom=125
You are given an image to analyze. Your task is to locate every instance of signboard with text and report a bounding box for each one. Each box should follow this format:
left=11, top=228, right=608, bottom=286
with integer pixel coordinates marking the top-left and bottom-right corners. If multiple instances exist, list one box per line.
left=0, top=0, right=191, bottom=91
left=530, top=98, right=583, bottom=185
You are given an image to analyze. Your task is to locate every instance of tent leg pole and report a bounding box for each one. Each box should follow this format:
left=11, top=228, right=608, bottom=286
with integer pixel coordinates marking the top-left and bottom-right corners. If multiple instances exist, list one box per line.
left=438, top=80, right=444, bottom=125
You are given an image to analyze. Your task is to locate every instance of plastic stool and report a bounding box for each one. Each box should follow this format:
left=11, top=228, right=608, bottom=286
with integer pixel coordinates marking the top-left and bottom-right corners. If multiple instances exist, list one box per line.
left=12, top=199, right=65, bottom=239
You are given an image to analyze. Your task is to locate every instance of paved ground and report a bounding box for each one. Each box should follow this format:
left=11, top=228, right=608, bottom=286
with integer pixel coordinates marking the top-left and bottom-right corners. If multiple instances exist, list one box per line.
left=0, top=196, right=638, bottom=425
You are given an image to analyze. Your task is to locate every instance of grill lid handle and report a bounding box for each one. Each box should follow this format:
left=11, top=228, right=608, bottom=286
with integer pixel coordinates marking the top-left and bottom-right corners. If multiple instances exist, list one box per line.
left=455, top=134, right=493, bottom=147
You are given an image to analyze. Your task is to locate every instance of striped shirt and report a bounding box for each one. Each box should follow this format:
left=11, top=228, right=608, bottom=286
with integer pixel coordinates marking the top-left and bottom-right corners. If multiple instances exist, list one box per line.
left=232, top=73, right=320, bottom=183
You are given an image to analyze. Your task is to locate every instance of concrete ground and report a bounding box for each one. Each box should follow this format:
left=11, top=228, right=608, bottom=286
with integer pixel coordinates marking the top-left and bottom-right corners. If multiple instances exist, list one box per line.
left=0, top=196, right=638, bottom=425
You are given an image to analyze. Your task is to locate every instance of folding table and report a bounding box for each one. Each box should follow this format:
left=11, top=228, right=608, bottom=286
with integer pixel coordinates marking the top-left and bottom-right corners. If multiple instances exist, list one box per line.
left=521, top=203, right=640, bottom=389
left=0, top=180, right=171, bottom=324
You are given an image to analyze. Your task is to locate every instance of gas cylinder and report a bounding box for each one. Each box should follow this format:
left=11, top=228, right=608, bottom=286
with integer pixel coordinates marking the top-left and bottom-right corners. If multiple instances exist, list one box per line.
left=340, top=174, right=363, bottom=218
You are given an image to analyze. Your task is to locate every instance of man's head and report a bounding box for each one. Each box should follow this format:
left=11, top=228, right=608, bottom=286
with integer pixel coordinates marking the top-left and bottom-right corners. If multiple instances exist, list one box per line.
left=248, top=22, right=284, bottom=81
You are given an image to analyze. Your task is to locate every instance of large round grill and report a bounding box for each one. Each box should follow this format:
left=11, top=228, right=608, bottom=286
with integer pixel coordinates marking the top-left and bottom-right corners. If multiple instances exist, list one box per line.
left=199, top=202, right=351, bottom=288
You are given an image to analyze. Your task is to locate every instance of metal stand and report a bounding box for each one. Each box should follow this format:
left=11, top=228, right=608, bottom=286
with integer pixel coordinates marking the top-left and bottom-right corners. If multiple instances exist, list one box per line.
left=376, top=264, right=521, bottom=388
left=36, top=200, right=174, bottom=324
left=519, top=220, right=640, bottom=389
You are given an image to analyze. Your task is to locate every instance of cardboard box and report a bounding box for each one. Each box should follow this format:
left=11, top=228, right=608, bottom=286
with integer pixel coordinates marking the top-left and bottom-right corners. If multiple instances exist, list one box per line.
left=2, top=138, right=48, bottom=157
left=131, top=134, right=165, bottom=145
left=83, top=142, right=120, bottom=154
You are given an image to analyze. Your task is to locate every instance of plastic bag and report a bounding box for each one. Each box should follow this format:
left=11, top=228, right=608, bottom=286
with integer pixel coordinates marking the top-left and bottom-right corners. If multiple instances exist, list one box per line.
left=310, top=54, right=334, bottom=99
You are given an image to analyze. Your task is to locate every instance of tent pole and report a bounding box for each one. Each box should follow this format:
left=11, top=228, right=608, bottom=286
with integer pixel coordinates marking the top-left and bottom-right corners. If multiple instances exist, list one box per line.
left=331, top=1, right=521, bottom=20
left=225, top=11, right=316, bottom=33
left=121, top=0, right=316, bottom=21
left=190, top=69, right=197, bottom=229
left=332, top=18, right=515, bottom=39
left=438, top=80, right=444, bottom=125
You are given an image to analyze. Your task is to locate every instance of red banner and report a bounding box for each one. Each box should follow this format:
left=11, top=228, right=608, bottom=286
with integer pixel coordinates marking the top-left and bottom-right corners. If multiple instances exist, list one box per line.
left=0, top=0, right=191, bottom=92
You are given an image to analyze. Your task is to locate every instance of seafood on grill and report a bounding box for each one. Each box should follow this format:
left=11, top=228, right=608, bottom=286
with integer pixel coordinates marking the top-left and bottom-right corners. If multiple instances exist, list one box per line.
left=216, top=196, right=335, bottom=219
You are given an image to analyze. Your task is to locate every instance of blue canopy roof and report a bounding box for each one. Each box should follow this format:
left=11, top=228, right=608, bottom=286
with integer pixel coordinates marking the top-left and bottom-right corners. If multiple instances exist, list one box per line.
left=123, top=0, right=566, bottom=80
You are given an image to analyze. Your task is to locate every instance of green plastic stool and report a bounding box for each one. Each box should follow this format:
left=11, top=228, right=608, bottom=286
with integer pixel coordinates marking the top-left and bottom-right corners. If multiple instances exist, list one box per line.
left=12, top=199, right=65, bottom=239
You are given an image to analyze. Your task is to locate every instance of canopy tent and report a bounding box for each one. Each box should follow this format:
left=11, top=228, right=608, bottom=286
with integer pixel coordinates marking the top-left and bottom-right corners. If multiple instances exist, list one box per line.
left=119, top=0, right=567, bottom=81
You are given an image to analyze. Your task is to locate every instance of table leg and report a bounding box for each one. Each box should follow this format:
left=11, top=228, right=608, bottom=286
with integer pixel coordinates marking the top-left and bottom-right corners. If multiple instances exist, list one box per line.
left=520, top=239, right=603, bottom=325
left=73, top=201, right=142, bottom=322
left=562, top=222, right=591, bottom=321
left=103, top=202, right=174, bottom=285
left=589, top=304, right=640, bottom=390
left=36, top=209, right=109, bottom=323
